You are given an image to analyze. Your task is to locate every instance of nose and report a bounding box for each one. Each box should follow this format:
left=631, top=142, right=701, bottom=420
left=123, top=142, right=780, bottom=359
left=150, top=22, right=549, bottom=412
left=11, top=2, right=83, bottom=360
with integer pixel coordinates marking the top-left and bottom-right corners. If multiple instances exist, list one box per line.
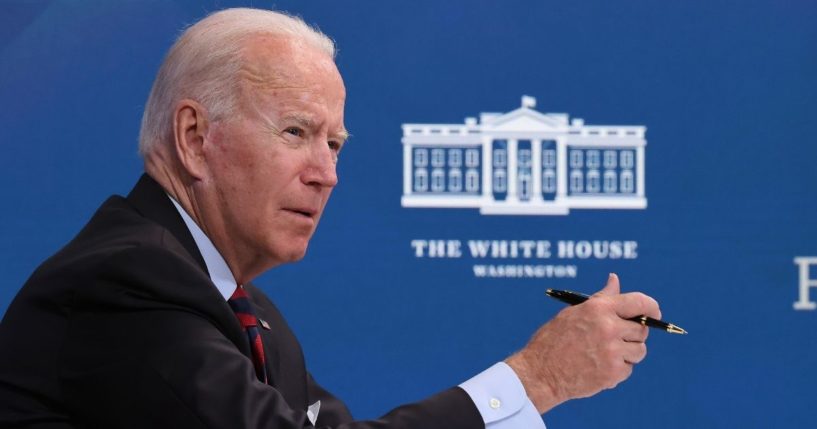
left=301, top=141, right=338, bottom=189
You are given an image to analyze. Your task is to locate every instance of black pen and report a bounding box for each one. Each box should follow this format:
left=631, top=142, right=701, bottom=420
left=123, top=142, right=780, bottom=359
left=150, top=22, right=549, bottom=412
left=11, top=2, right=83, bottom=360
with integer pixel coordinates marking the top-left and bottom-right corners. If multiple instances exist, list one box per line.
left=546, top=289, right=688, bottom=335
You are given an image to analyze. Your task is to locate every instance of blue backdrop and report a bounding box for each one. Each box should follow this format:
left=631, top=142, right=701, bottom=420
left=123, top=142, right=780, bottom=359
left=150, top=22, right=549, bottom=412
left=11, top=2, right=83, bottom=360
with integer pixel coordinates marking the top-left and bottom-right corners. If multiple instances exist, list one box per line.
left=2, top=1, right=816, bottom=427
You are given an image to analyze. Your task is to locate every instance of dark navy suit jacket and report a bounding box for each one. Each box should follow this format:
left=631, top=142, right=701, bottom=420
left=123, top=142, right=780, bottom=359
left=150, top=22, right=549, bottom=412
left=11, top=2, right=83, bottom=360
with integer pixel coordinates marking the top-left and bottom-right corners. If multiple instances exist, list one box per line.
left=0, top=174, right=483, bottom=429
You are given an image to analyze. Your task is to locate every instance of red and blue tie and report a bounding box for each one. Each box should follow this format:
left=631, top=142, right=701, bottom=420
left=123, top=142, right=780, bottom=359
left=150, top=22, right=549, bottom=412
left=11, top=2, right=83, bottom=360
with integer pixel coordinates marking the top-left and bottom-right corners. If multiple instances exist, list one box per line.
left=228, top=285, right=269, bottom=384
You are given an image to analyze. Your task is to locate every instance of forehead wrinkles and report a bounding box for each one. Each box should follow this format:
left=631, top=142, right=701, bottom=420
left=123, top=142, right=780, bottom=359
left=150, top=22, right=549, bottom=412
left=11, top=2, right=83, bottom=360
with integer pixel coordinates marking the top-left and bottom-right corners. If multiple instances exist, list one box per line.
left=237, top=55, right=299, bottom=91
left=236, top=35, right=329, bottom=90
left=228, top=36, right=345, bottom=139
left=234, top=36, right=335, bottom=117
left=237, top=81, right=326, bottom=135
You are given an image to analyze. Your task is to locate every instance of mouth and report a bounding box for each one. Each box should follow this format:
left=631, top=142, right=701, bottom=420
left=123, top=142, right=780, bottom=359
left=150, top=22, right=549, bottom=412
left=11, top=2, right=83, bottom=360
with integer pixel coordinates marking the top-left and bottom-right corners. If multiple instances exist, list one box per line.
left=283, top=208, right=317, bottom=219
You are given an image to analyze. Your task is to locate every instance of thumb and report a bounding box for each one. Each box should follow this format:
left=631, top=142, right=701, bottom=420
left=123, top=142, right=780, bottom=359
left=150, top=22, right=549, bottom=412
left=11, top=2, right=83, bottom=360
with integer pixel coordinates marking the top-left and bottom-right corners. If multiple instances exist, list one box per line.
left=595, top=273, right=620, bottom=296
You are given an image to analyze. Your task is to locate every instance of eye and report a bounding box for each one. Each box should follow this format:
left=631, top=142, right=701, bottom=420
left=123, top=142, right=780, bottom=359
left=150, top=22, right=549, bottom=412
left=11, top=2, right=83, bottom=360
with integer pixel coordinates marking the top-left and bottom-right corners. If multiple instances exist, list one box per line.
left=328, top=141, right=342, bottom=163
left=284, top=127, right=304, bottom=137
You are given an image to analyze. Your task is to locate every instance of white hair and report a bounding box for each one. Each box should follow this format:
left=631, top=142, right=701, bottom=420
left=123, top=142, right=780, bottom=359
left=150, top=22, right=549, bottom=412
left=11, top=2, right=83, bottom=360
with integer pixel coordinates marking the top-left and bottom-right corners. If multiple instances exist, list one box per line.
left=138, top=8, right=336, bottom=157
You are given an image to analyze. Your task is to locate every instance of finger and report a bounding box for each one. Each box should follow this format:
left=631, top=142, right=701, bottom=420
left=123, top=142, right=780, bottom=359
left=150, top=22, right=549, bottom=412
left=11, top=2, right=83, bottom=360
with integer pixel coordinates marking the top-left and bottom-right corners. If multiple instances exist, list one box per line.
left=611, top=292, right=662, bottom=320
left=621, top=323, right=649, bottom=343
left=622, top=341, right=647, bottom=365
left=594, top=273, right=620, bottom=297
left=608, top=358, right=634, bottom=388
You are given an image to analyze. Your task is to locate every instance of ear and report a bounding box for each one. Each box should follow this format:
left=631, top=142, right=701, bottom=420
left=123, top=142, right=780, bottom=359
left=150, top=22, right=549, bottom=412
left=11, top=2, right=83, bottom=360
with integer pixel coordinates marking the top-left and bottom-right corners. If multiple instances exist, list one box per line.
left=172, top=99, right=210, bottom=180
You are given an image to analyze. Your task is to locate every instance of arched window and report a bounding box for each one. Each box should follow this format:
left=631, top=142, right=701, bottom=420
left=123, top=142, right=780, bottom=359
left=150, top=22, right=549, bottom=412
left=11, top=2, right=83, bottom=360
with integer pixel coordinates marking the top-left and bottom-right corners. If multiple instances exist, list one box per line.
left=570, top=170, right=583, bottom=193
left=493, top=170, right=507, bottom=192
left=587, top=170, right=600, bottom=193
left=449, top=169, right=462, bottom=192
left=604, top=170, right=617, bottom=193
left=414, top=149, right=428, bottom=167
left=604, top=150, right=617, bottom=168
left=431, top=149, right=445, bottom=167
left=413, top=169, right=428, bottom=192
left=431, top=168, right=445, bottom=192
left=519, top=149, right=531, bottom=168
left=543, top=170, right=556, bottom=193
left=465, top=149, right=480, bottom=167
left=570, top=150, right=583, bottom=168
left=448, top=149, right=462, bottom=167
left=466, top=169, right=480, bottom=192
left=493, top=149, right=506, bottom=167
left=621, top=170, right=634, bottom=193
left=586, top=150, right=600, bottom=169
left=621, top=151, right=634, bottom=169
left=518, top=172, right=531, bottom=199
left=543, top=150, right=556, bottom=168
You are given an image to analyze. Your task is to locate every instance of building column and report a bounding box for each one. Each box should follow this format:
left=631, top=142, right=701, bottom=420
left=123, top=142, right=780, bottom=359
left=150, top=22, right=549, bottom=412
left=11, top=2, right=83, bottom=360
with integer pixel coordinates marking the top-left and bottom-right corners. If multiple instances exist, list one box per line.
left=506, top=139, right=518, bottom=203
left=636, top=145, right=646, bottom=197
left=531, top=139, right=543, bottom=202
left=556, top=137, right=568, bottom=201
left=403, top=143, right=412, bottom=196
left=482, top=136, right=493, bottom=202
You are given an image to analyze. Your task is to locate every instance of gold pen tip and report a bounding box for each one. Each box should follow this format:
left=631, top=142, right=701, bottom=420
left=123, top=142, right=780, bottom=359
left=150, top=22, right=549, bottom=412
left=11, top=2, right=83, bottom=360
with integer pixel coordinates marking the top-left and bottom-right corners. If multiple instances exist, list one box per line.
left=667, top=324, right=688, bottom=335
left=545, top=289, right=554, bottom=295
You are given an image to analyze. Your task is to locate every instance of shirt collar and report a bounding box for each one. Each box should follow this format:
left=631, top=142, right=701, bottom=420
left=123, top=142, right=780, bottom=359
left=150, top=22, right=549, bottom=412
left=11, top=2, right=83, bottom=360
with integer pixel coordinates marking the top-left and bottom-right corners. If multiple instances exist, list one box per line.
left=168, top=195, right=236, bottom=301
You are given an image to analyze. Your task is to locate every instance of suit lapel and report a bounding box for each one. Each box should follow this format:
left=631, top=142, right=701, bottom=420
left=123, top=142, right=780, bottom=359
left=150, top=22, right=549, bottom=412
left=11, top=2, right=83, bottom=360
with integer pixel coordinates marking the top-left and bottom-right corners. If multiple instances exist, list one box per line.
left=124, top=174, right=252, bottom=357
left=125, top=174, right=309, bottom=409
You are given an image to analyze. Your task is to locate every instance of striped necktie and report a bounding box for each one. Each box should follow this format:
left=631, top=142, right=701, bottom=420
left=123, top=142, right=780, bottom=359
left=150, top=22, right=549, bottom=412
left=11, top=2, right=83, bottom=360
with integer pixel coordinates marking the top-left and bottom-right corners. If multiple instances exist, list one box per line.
left=227, top=285, right=269, bottom=384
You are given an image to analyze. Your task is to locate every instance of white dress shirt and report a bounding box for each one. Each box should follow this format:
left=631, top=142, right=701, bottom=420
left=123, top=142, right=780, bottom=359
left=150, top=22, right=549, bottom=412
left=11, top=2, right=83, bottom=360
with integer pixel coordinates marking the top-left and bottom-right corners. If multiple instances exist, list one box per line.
left=169, top=196, right=546, bottom=428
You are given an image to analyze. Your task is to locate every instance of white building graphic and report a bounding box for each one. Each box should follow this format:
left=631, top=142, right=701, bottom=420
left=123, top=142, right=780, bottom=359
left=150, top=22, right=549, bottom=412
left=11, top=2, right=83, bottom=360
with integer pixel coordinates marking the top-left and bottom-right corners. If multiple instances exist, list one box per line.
left=401, top=96, right=647, bottom=215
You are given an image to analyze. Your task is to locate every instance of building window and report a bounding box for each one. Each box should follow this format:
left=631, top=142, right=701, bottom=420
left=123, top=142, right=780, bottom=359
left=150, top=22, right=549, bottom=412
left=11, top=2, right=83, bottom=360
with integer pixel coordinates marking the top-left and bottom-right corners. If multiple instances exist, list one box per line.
left=413, top=169, right=428, bottom=192
left=465, top=149, right=480, bottom=167
left=414, top=149, right=428, bottom=167
left=604, top=150, right=617, bottom=168
left=586, top=150, right=600, bottom=168
left=543, top=170, right=556, bottom=193
left=518, top=172, right=531, bottom=199
left=519, top=149, right=531, bottom=168
left=493, top=170, right=506, bottom=192
left=621, top=151, right=634, bottom=169
left=621, top=170, right=634, bottom=193
left=448, top=149, right=462, bottom=167
left=431, top=168, right=445, bottom=192
left=543, top=149, right=556, bottom=168
left=570, top=150, right=583, bottom=168
left=493, top=149, right=506, bottom=167
left=587, top=170, right=600, bottom=193
left=570, top=170, right=583, bottom=193
left=431, top=149, right=445, bottom=167
left=604, top=171, right=617, bottom=193
left=449, top=169, right=462, bottom=192
left=466, top=169, right=479, bottom=192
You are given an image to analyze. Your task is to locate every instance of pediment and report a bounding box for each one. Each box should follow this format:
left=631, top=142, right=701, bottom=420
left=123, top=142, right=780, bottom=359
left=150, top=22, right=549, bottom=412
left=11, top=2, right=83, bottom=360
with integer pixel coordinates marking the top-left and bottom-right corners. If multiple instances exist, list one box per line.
left=486, top=108, right=568, bottom=132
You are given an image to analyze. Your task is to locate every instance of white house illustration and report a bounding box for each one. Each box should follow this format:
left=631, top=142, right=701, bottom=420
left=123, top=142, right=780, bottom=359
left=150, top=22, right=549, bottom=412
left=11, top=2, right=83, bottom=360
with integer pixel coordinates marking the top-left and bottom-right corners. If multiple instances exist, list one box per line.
left=401, top=96, right=647, bottom=215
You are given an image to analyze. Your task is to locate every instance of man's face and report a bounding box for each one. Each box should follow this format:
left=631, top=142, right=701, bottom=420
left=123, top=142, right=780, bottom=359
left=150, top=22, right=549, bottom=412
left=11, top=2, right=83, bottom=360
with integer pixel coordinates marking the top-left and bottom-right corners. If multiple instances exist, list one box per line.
left=199, top=35, right=347, bottom=278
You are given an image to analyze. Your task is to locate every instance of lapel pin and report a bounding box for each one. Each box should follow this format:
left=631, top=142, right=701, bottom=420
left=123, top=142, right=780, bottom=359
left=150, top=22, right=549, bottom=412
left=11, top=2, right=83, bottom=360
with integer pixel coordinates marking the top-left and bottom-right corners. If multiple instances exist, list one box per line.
left=259, top=319, right=271, bottom=330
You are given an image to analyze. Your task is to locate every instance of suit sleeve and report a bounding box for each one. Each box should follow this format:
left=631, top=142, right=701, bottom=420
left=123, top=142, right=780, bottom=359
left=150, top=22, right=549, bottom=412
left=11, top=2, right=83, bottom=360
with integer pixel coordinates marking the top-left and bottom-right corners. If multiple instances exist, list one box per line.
left=58, top=242, right=484, bottom=429
left=307, top=372, right=354, bottom=426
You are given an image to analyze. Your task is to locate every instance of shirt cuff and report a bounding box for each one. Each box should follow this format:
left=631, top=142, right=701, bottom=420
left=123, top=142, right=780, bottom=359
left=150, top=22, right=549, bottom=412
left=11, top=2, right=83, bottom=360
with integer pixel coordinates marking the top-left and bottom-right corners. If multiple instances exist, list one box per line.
left=459, top=362, right=546, bottom=428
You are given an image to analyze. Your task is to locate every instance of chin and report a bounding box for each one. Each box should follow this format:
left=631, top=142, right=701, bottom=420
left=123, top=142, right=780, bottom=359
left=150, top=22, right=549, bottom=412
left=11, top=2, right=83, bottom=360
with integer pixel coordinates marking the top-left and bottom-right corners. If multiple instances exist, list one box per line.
left=262, top=232, right=312, bottom=265
left=274, top=244, right=309, bottom=264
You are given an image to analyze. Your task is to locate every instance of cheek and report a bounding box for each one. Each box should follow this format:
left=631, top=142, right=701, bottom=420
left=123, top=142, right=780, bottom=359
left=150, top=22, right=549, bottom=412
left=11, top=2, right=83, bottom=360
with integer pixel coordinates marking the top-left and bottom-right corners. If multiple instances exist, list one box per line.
left=206, top=149, right=258, bottom=219
left=207, top=134, right=260, bottom=188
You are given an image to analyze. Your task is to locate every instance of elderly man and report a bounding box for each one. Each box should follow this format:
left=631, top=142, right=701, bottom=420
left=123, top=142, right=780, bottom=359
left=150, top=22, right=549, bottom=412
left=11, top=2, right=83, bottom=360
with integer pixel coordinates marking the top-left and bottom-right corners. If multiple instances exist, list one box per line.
left=0, top=8, right=660, bottom=428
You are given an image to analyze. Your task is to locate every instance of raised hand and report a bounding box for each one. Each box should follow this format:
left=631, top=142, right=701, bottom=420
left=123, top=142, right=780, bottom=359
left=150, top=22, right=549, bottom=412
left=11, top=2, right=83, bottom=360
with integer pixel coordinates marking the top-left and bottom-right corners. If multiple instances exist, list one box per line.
left=506, top=273, right=661, bottom=414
